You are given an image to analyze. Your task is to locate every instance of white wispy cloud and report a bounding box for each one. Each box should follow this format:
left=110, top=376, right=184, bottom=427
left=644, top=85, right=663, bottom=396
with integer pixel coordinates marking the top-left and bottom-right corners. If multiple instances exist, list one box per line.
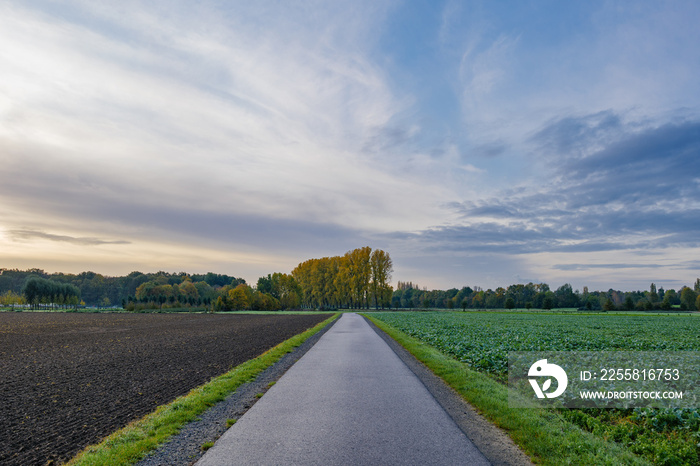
left=0, top=0, right=451, bottom=236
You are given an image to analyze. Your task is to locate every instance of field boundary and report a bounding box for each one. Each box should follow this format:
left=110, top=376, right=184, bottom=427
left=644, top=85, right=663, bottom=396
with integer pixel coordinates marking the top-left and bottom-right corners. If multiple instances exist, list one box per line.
left=363, top=315, right=534, bottom=465
left=363, top=314, right=650, bottom=466
left=67, top=313, right=339, bottom=466
left=138, top=311, right=339, bottom=465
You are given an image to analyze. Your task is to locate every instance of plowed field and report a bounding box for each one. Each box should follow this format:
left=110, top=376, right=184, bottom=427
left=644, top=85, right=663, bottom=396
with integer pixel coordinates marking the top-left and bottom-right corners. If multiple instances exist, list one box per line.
left=0, top=312, right=329, bottom=465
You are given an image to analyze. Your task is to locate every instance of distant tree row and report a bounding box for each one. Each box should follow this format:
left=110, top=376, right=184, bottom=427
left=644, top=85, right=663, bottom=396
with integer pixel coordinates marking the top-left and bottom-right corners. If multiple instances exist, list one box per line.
left=0, top=269, right=244, bottom=307
left=22, top=277, right=81, bottom=310
left=1, top=268, right=295, bottom=312
left=256, top=273, right=302, bottom=309
left=292, top=247, right=393, bottom=309
left=391, top=280, right=700, bottom=311
left=5, top=265, right=699, bottom=313
left=126, top=273, right=302, bottom=312
left=213, top=281, right=294, bottom=312
left=128, top=278, right=218, bottom=310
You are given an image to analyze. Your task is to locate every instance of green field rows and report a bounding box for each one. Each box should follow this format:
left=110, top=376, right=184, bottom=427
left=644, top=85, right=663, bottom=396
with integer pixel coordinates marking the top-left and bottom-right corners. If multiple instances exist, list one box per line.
left=370, top=311, right=700, bottom=465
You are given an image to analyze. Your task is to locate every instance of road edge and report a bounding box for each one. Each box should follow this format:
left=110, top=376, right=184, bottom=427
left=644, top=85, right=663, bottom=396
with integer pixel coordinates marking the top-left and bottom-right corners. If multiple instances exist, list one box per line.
left=136, top=313, right=340, bottom=466
left=363, top=314, right=534, bottom=466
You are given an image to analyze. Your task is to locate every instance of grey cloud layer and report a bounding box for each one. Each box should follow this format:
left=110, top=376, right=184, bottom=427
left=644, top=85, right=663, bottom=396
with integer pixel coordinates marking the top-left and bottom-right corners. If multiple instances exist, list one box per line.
left=398, top=116, right=700, bottom=257
left=0, top=166, right=364, bottom=256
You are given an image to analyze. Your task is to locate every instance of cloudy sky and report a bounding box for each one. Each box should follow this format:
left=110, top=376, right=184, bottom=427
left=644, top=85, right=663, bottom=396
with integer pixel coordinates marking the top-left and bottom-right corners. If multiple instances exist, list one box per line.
left=2, top=0, right=699, bottom=292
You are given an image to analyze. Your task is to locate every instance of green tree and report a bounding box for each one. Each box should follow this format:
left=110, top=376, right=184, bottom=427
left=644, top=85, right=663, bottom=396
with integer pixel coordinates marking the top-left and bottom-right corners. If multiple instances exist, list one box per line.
left=680, top=287, right=698, bottom=310
left=542, top=294, right=554, bottom=310
left=256, top=275, right=273, bottom=295
left=648, top=283, right=659, bottom=305
left=555, top=283, right=579, bottom=308
left=22, top=277, right=80, bottom=310
left=660, top=296, right=672, bottom=310
left=664, top=289, right=679, bottom=305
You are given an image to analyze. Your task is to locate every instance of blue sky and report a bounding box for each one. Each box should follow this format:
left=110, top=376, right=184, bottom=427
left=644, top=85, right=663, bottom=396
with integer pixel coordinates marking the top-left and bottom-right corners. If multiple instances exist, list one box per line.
left=1, top=0, right=699, bottom=292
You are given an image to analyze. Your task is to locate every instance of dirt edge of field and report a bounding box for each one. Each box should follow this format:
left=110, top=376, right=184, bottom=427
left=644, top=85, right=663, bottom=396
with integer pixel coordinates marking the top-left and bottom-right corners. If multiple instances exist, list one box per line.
left=364, top=315, right=534, bottom=466
left=136, top=315, right=339, bottom=466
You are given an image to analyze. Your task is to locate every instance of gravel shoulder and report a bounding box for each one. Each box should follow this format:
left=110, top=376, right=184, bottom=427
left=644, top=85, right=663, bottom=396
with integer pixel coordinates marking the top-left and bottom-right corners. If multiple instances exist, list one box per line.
left=364, top=315, right=533, bottom=466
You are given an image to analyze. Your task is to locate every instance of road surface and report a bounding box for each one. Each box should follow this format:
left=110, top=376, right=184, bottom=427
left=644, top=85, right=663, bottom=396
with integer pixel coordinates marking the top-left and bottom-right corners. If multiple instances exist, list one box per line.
left=196, top=312, right=490, bottom=465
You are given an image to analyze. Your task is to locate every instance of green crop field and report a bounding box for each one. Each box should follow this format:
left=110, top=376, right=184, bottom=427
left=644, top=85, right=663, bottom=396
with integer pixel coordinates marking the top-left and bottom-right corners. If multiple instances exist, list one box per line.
left=371, top=311, right=700, bottom=465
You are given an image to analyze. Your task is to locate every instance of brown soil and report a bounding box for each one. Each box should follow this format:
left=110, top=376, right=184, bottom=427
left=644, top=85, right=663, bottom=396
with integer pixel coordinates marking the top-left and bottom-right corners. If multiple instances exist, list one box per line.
left=0, top=311, right=329, bottom=466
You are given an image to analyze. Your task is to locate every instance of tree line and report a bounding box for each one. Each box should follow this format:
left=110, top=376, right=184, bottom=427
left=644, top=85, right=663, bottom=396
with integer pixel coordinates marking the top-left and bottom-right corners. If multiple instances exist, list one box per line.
left=291, top=247, right=393, bottom=309
left=0, top=246, right=394, bottom=312
left=3, top=263, right=699, bottom=312
left=22, top=277, right=81, bottom=310
left=0, top=269, right=245, bottom=308
left=392, top=280, right=700, bottom=311
left=212, top=275, right=300, bottom=312
left=0, top=268, right=300, bottom=312
left=210, top=246, right=394, bottom=312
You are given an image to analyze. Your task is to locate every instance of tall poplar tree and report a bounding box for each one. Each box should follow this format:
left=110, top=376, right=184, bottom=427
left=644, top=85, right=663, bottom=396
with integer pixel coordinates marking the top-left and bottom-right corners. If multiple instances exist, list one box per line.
left=370, top=249, right=393, bottom=309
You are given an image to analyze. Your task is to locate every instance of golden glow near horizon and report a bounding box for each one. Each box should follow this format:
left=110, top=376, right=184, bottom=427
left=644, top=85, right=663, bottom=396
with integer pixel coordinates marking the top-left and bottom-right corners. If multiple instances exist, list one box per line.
left=1, top=228, right=294, bottom=283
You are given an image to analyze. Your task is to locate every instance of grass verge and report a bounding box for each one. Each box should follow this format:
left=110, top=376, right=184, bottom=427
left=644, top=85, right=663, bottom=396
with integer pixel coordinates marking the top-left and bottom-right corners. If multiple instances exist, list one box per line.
left=364, top=314, right=650, bottom=466
left=67, top=313, right=339, bottom=466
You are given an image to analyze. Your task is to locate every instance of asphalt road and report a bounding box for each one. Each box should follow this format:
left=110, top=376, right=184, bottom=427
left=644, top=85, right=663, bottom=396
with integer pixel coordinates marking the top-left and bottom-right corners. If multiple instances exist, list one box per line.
left=196, top=312, right=490, bottom=465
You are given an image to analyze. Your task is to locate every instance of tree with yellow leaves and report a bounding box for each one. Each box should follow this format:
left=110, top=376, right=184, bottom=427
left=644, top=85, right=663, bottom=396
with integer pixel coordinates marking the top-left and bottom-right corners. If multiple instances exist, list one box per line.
left=292, top=247, right=392, bottom=310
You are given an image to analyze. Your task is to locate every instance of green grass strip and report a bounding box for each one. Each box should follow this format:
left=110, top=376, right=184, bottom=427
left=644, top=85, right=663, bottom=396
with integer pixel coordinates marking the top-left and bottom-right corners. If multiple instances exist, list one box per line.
left=364, top=314, right=650, bottom=466
left=68, top=313, right=339, bottom=466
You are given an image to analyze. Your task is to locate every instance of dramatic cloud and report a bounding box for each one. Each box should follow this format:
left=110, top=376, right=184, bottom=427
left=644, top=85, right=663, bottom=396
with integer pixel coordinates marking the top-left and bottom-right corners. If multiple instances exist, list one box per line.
left=395, top=115, right=700, bottom=288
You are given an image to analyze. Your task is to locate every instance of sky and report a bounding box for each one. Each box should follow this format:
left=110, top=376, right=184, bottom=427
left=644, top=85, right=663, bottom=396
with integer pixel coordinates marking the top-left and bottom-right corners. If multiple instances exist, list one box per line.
left=1, top=0, right=699, bottom=292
